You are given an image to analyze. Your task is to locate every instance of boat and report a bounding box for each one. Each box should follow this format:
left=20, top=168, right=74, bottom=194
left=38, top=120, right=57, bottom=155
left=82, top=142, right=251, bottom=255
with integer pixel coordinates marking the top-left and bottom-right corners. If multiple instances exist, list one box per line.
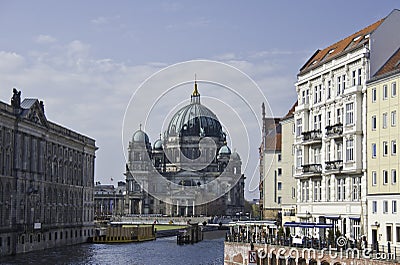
left=92, top=221, right=156, bottom=243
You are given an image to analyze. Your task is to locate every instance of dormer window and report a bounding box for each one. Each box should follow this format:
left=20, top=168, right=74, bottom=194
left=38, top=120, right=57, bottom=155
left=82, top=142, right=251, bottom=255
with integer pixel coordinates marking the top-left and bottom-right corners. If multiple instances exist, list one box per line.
left=353, top=36, right=361, bottom=42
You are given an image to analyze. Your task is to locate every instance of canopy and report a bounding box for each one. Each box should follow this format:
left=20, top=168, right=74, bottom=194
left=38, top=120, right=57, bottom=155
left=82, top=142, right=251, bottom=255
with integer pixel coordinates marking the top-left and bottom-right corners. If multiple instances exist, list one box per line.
left=284, top=222, right=333, bottom=229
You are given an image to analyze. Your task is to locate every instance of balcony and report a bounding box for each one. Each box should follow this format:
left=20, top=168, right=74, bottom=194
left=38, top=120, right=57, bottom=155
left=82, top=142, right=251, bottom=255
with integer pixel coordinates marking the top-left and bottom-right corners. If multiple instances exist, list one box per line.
left=325, top=123, right=343, bottom=137
left=325, top=160, right=343, bottom=171
left=302, top=163, right=322, bottom=175
left=301, top=130, right=322, bottom=144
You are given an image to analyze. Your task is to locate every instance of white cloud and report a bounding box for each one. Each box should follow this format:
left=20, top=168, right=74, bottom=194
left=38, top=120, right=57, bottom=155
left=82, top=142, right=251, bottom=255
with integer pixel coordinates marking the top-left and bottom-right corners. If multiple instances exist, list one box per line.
left=35, top=34, right=57, bottom=44
left=0, top=51, right=25, bottom=72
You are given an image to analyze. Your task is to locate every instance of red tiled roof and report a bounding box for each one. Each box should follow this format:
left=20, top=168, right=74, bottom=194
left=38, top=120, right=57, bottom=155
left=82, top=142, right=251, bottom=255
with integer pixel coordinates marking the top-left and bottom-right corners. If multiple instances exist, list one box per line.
left=282, top=101, right=298, bottom=120
left=300, top=19, right=384, bottom=73
left=374, top=48, right=400, bottom=77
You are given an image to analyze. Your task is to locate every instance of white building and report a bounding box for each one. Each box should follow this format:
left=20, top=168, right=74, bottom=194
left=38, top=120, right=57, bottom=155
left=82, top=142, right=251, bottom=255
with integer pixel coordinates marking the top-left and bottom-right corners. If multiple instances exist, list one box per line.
left=294, top=9, right=400, bottom=241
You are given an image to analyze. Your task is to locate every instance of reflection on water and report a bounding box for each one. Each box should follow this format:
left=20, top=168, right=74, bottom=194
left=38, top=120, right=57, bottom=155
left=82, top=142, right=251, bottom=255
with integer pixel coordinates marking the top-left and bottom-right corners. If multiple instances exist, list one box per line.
left=1, top=236, right=224, bottom=265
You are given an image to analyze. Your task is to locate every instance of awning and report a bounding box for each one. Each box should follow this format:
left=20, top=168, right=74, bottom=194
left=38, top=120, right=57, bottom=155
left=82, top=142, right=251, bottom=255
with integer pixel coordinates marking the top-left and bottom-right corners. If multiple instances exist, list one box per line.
left=298, top=222, right=316, bottom=228
left=325, top=215, right=340, bottom=220
left=349, top=216, right=361, bottom=221
left=283, top=221, right=299, bottom=227
left=315, top=223, right=333, bottom=229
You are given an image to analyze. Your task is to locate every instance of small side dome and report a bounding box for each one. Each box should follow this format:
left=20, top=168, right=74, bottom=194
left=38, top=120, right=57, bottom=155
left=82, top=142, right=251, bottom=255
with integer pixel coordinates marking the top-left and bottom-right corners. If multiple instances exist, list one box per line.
left=132, top=129, right=149, bottom=143
left=153, top=139, right=163, bottom=150
left=218, top=145, right=231, bottom=155
left=230, top=151, right=241, bottom=160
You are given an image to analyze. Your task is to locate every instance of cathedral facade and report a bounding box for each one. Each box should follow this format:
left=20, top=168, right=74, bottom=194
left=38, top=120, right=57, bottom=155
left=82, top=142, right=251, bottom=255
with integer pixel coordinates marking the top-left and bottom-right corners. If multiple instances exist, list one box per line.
left=125, top=82, right=245, bottom=217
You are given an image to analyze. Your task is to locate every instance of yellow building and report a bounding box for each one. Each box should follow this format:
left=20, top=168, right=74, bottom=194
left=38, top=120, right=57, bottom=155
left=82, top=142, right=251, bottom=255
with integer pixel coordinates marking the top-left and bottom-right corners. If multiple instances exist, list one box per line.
left=367, top=48, right=400, bottom=251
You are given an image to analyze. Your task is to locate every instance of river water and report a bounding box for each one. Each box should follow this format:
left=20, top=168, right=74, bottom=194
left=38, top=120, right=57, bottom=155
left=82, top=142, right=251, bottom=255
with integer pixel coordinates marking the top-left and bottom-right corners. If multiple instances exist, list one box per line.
left=0, top=235, right=224, bottom=265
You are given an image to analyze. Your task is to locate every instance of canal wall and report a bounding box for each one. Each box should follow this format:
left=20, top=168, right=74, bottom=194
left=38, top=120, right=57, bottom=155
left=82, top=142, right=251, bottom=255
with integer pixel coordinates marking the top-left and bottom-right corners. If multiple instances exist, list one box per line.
left=224, top=242, right=399, bottom=265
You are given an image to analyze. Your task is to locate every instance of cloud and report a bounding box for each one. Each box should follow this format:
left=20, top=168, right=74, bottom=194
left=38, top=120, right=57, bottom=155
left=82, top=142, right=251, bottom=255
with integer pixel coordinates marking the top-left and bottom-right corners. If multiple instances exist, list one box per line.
left=35, top=34, right=57, bottom=44
left=0, top=51, right=25, bottom=72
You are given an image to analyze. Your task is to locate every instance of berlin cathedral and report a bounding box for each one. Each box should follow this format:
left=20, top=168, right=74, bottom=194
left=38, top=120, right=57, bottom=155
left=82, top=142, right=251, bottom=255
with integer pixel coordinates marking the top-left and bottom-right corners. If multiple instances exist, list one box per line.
left=124, top=81, right=245, bottom=216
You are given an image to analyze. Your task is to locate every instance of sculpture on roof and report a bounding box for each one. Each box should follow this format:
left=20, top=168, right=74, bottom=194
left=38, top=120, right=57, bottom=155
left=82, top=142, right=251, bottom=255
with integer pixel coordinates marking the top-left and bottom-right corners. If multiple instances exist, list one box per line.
left=11, top=88, right=21, bottom=108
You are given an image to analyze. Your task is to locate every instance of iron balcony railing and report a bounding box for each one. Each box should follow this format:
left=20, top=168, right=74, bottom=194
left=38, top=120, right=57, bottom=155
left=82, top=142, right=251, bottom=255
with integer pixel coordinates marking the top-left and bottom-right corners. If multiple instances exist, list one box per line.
left=302, top=129, right=322, bottom=142
left=326, top=123, right=343, bottom=136
left=302, top=164, right=322, bottom=174
left=325, top=160, right=343, bottom=171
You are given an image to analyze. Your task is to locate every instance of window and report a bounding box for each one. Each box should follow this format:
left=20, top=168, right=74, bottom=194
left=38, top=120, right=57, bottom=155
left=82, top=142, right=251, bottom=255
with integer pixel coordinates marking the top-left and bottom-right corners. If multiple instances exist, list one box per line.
left=336, top=108, right=342, bottom=124
left=372, top=201, right=377, bottom=213
left=346, top=139, right=354, bottom=161
left=327, top=111, right=331, bottom=126
left=383, top=170, right=389, bottom=185
left=326, top=179, right=331, bottom=201
left=337, top=76, right=341, bottom=95
left=296, top=148, right=302, bottom=168
left=383, top=201, right=389, bottom=214
left=277, top=168, right=282, bottom=175
left=314, top=86, right=318, bottom=103
left=301, top=180, right=309, bottom=202
left=277, top=182, right=282, bottom=190
left=327, top=80, right=331, bottom=99
left=352, top=177, right=361, bottom=201
left=352, top=70, right=356, bottom=86
left=337, top=142, right=343, bottom=160
left=314, top=147, right=321, bottom=164
left=302, top=90, right=306, bottom=104
left=383, top=85, right=388, bottom=99
left=372, top=88, right=377, bottom=102
left=393, top=200, right=397, bottom=214
left=337, top=178, right=346, bottom=201
left=392, top=169, right=397, bottom=184
left=372, top=115, right=377, bottom=130
left=277, top=197, right=282, bottom=204
left=278, top=154, right=282, bottom=161
left=387, top=225, right=392, bottom=241
left=383, top=113, right=388, bottom=128
left=318, top=84, right=322, bottom=102
left=392, top=140, right=397, bottom=155
left=397, top=227, right=400, bottom=243
left=342, top=74, right=346, bottom=90
left=314, top=180, right=321, bottom=202
left=345, top=103, right=354, bottom=125
left=372, top=143, right=377, bottom=158
left=358, top=68, right=362, bottom=85
left=391, top=111, right=397, bottom=126
left=326, top=143, right=331, bottom=161
left=392, top=82, right=397, bottom=97
left=372, top=171, right=377, bottom=186
left=296, top=118, right=302, bottom=137
left=383, top=141, right=388, bottom=156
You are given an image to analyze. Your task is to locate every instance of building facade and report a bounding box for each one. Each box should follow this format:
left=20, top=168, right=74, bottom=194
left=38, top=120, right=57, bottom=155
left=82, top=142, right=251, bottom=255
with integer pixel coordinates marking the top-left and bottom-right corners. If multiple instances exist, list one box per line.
left=279, top=103, right=298, bottom=225
left=259, top=102, right=297, bottom=222
left=94, top=181, right=126, bottom=218
left=367, top=48, right=400, bottom=250
left=0, top=89, right=97, bottom=255
left=293, top=9, right=400, bottom=241
left=125, top=82, right=245, bottom=217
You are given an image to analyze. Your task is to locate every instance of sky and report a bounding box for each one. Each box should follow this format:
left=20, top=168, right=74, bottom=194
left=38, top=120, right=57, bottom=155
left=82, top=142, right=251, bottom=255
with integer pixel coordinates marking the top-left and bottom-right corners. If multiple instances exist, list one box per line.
left=0, top=1, right=398, bottom=200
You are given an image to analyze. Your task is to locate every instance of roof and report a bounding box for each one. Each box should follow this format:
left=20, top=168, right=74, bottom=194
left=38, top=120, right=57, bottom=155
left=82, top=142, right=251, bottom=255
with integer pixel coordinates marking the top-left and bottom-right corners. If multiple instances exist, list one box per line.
left=299, top=18, right=384, bottom=74
left=372, top=47, right=400, bottom=79
left=282, top=101, right=298, bottom=120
